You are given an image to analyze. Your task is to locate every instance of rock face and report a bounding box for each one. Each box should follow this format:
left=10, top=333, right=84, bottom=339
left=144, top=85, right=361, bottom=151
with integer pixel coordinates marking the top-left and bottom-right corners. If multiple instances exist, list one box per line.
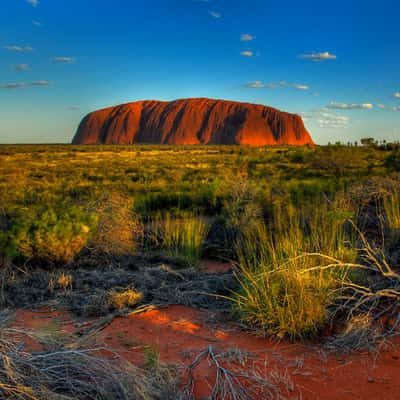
left=72, top=98, right=314, bottom=146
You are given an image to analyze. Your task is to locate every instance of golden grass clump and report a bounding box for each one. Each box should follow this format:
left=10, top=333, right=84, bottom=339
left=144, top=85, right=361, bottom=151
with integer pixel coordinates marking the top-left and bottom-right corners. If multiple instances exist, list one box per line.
left=232, top=196, right=356, bottom=340
left=149, top=212, right=209, bottom=266
left=383, top=190, right=400, bottom=229
left=108, top=288, right=143, bottom=310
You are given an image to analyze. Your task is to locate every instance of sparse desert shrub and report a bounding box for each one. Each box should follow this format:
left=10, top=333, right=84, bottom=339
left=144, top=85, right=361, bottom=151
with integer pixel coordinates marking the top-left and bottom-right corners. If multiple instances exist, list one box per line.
left=88, top=191, right=143, bottom=256
left=148, top=212, right=209, bottom=266
left=108, top=288, right=143, bottom=310
left=16, top=206, right=97, bottom=265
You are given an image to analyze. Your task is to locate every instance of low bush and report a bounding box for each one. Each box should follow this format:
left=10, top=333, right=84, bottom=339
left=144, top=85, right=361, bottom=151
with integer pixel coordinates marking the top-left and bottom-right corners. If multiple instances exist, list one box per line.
left=0, top=210, right=24, bottom=266
left=17, top=206, right=98, bottom=264
left=88, top=191, right=143, bottom=256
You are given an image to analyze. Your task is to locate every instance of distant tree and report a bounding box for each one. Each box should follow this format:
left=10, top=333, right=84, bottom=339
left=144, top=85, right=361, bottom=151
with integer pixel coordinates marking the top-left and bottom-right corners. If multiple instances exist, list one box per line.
left=360, top=137, right=376, bottom=146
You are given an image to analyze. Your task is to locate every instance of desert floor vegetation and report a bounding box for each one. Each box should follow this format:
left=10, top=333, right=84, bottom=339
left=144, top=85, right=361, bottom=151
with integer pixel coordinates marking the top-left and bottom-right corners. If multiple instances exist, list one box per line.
left=1, top=144, right=400, bottom=398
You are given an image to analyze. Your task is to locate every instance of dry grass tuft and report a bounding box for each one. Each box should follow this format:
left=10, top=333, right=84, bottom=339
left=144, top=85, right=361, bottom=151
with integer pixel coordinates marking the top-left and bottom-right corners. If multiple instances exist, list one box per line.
left=0, top=314, right=178, bottom=400
left=108, top=288, right=143, bottom=310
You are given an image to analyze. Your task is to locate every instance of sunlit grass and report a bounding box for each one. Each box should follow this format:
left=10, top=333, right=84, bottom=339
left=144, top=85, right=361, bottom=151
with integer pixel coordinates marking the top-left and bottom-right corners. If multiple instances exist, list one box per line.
left=149, top=212, right=209, bottom=266
left=232, top=197, right=356, bottom=340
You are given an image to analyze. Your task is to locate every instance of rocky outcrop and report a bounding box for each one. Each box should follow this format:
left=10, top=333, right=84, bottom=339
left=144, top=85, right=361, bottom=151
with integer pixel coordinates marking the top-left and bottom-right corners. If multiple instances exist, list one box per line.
left=72, top=98, right=314, bottom=146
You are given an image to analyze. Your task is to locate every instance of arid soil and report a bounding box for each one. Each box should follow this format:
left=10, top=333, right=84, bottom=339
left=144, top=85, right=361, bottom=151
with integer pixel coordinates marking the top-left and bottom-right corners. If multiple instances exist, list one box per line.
left=10, top=304, right=400, bottom=400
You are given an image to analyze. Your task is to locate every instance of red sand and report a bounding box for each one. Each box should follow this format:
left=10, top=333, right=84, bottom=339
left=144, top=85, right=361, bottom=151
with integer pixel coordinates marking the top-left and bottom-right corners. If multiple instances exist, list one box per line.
left=10, top=306, right=400, bottom=399
left=200, top=259, right=233, bottom=273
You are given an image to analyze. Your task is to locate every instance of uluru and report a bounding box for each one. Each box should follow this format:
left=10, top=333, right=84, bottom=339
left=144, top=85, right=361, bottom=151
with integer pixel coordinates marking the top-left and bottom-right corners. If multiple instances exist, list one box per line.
left=72, top=98, right=314, bottom=146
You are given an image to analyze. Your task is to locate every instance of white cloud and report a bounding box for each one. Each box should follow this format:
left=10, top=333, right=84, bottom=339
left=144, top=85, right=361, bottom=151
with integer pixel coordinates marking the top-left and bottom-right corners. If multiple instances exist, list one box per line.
left=32, top=20, right=42, bottom=27
left=240, top=50, right=254, bottom=57
left=240, top=34, right=255, bottom=42
left=377, top=104, right=385, bottom=108
left=209, top=10, right=221, bottom=18
left=51, top=57, right=76, bottom=63
left=394, top=92, right=400, bottom=98
left=26, top=0, right=39, bottom=7
left=4, top=45, right=33, bottom=52
left=244, top=80, right=309, bottom=91
left=327, top=102, right=373, bottom=110
left=302, top=110, right=350, bottom=129
left=0, top=80, right=49, bottom=89
left=291, top=84, right=309, bottom=91
left=14, top=64, right=30, bottom=71
left=67, top=105, right=80, bottom=110
left=299, top=51, right=337, bottom=61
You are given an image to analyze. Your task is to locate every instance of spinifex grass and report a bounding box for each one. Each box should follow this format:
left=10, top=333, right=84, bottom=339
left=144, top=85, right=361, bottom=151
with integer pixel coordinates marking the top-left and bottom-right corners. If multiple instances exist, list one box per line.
left=383, top=189, right=400, bottom=245
left=233, top=198, right=356, bottom=340
left=149, top=212, right=209, bottom=267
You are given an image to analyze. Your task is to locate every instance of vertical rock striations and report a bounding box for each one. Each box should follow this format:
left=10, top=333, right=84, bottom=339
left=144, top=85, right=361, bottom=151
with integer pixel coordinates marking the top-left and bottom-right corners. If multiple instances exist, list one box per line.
left=72, top=98, right=314, bottom=146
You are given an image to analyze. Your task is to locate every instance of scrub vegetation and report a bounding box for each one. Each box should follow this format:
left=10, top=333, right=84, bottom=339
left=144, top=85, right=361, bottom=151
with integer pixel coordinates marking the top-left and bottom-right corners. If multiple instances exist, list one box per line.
left=0, top=144, right=400, bottom=343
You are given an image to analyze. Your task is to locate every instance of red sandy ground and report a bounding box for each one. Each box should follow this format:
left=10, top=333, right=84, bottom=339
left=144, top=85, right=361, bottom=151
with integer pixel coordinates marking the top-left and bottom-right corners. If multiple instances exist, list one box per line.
left=10, top=305, right=400, bottom=400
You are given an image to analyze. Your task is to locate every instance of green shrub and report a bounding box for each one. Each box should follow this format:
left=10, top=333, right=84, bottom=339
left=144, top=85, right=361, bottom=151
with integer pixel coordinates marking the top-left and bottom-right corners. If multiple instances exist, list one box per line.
left=0, top=211, right=25, bottom=265
left=17, top=206, right=98, bottom=264
left=384, top=151, right=400, bottom=172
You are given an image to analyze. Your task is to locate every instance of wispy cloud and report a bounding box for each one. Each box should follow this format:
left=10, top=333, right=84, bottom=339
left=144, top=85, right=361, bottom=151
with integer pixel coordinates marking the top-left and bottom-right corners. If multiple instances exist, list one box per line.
left=302, top=110, right=350, bottom=129
left=244, top=80, right=265, bottom=88
left=209, top=10, right=221, bottom=18
left=51, top=57, right=76, bottom=63
left=26, top=0, right=39, bottom=7
left=394, top=92, right=400, bottom=98
left=67, top=105, right=80, bottom=110
left=240, top=50, right=254, bottom=57
left=240, top=34, right=255, bottom=42
left=299, top=51, right=337, bottom=61
left=14, top=64, right=30, bottom=71
left=244, top=80, right=309, bottom=91
left=327, top=102, right=373, bottom=110
left=32, top=20, right=42, bottom=27
left=0, top=80, right=49, bottom=89
left=4, top=45, right=33, bottom=52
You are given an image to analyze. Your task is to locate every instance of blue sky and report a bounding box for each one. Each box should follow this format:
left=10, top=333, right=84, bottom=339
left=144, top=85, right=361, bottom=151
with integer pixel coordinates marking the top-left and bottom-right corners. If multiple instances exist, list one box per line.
left=1, top=0, right=399, bottom=144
